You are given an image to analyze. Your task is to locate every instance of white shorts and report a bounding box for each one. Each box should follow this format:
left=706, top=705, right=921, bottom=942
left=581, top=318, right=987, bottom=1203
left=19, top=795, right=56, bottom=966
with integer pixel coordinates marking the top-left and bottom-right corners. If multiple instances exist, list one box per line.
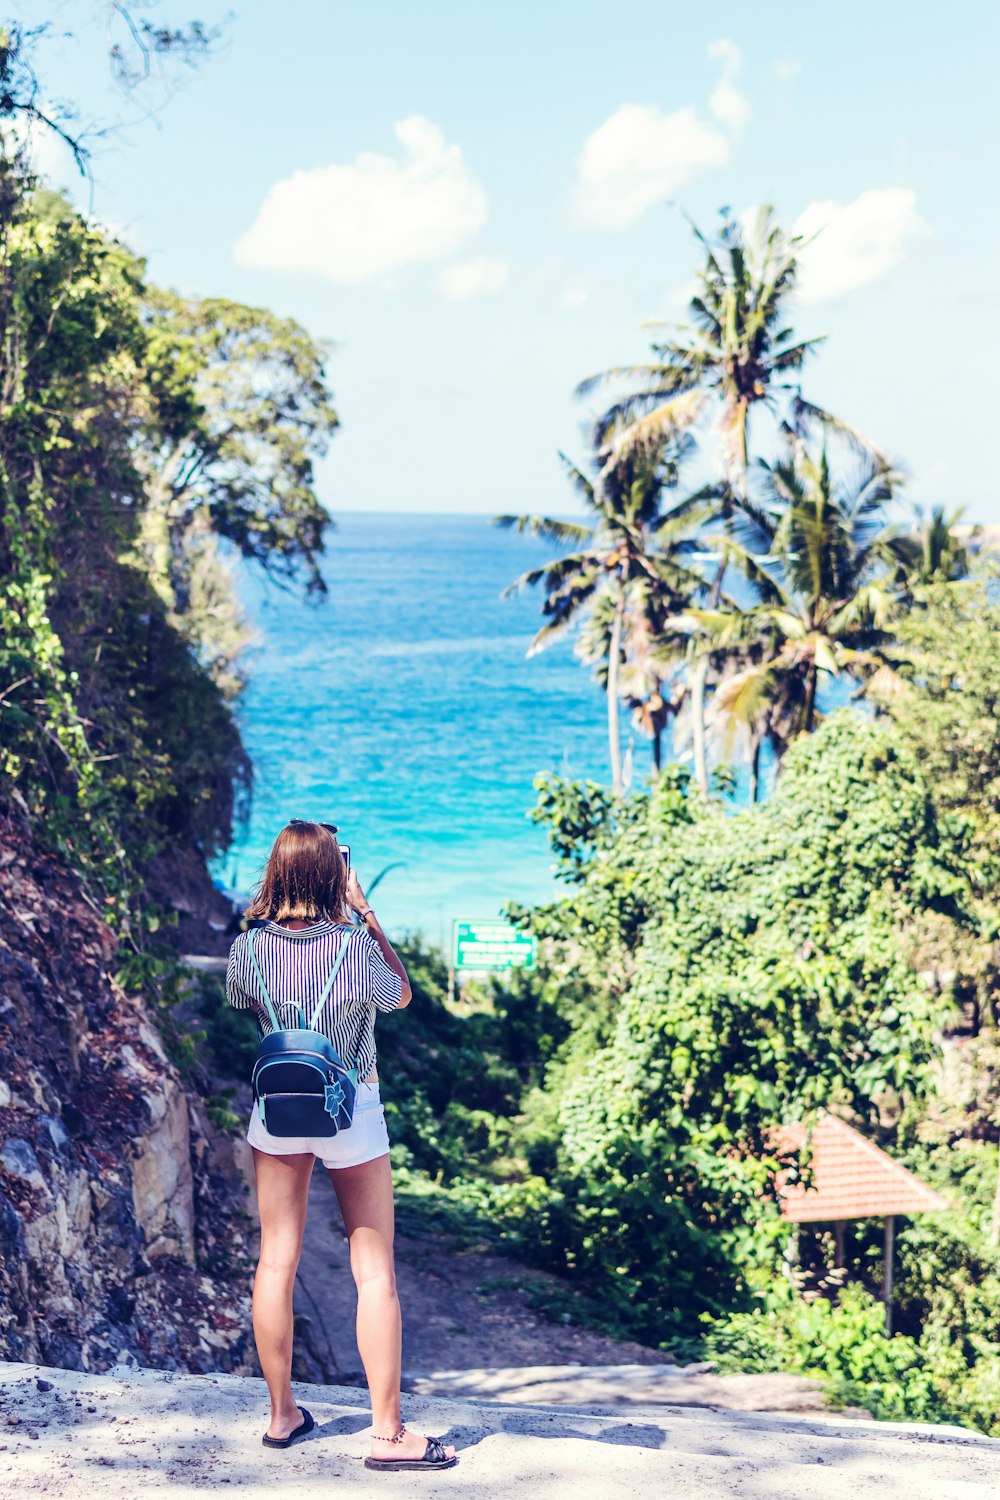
left=246, top=1079, right=391, bottom=1169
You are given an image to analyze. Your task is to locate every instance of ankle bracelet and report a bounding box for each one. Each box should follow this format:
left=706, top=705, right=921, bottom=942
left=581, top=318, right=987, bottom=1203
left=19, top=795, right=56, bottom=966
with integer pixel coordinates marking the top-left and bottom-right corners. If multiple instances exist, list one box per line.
left=373, top=1424, right=406, bottom=1444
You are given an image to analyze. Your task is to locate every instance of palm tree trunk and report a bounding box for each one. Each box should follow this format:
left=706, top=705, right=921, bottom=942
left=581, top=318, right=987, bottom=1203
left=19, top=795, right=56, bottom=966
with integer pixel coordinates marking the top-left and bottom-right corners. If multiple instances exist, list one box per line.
left=750, top=730, right=762, bottom=803
left=652, top=723, right=662, bottom=773
left=691, top=653, right=709, bottom=795
left=608, top=591, right=625, bottom=796
left=693, top=405, right=748, bottom=795
left=804, top=662, right=818, bottom=734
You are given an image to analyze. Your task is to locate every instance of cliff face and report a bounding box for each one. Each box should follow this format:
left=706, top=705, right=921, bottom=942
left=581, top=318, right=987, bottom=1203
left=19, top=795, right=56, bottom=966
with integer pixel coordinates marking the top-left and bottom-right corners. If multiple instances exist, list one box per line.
left=0, top=803, right=252, bottom=1373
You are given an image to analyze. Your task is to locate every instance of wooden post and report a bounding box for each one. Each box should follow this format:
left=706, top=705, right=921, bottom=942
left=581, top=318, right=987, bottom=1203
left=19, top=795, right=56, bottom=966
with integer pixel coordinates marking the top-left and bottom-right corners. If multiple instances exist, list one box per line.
left=783, top=1225, right=800, bottom=1281
left=833, top=1220, right=847, bottom=1269
left=882, top=1215, right=895, bottom=1334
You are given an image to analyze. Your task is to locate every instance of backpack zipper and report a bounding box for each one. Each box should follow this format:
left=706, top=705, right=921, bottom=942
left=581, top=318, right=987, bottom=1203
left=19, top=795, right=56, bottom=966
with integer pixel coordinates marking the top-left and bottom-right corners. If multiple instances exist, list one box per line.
left=253, top=1049, right=350, bottom=1083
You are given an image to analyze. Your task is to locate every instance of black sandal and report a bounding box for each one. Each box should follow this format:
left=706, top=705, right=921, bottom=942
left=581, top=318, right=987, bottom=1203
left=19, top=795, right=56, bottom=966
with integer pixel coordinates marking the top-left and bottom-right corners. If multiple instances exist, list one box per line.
left=364, top=1425, right=457, bottom=1471
left=262, top=1407, right=314, bottom=1449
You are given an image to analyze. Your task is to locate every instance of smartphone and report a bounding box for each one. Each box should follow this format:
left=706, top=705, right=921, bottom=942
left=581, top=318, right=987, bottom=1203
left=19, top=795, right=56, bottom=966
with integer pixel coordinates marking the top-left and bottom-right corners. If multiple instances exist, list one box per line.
left=340, top=843, right=351, bottom=876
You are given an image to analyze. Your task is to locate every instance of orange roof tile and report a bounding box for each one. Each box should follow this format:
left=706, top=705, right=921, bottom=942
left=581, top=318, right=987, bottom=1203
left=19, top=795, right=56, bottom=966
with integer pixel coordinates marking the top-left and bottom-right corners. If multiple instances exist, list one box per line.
left=773, top=1113, right=949, bottom=1223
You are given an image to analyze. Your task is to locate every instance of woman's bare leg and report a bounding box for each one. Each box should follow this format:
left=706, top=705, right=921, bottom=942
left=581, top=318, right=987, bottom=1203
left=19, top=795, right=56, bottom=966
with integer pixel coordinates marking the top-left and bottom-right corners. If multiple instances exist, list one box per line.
left=328, top=1153, right=455, bottom=1462
left=252, top=1148, right=314, bottom=1439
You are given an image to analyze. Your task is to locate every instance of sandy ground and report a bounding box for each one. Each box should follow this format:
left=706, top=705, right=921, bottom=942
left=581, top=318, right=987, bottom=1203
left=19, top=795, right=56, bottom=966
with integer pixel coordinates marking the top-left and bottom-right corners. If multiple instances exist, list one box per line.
left=3, top=1360, right=999, bottom=1500
left=408, top=1363, right=836, bottom=1412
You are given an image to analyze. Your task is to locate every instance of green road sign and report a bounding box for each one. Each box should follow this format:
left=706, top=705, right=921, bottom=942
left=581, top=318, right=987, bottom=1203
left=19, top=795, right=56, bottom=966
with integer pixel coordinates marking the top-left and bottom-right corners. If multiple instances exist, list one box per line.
left=452, top=919, right=536, bottom=971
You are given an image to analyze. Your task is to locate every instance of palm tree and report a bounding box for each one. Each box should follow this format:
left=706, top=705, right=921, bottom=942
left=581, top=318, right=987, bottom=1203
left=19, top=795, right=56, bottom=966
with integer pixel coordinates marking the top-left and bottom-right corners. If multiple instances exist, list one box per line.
left=695, top=441, right=910, bottom=778
left=574, top=512, right=704, bottom=774
left=497, top=436, right=708, bottom=792
left=903, top=505, right=976, bottom=585
left=578, top=207, right=864, bottom=791
left=581, top=208, right=821, bottom=474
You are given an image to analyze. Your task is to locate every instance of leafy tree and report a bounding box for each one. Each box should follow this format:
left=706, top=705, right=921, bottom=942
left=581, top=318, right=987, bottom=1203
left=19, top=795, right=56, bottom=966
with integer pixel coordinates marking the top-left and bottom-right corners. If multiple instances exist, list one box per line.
left=141, top=290, right=338, bottom=600
left=505, top=713, right=968, bottom=1343
left=879, top=579, right=1000, bottom=987
left=0, top=173, right=337, bottom=938
left=877, top=579, right=1000, bottom=1241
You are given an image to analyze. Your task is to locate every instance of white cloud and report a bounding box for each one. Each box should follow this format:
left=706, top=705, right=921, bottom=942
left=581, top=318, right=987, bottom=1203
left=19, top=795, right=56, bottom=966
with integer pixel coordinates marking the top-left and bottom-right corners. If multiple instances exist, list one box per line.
left=707, top=38, right=751, bottom=131
left=573, top=41, right=750, bottom=231
left=774, top=57, right=801, bottom=80
left=439, top=255, right=508, bottom=300
left=574, top=103, right=729, bottom=229
left=793, top=188, right=928, bottom=304
left=234, top=116, right=489, bottom=284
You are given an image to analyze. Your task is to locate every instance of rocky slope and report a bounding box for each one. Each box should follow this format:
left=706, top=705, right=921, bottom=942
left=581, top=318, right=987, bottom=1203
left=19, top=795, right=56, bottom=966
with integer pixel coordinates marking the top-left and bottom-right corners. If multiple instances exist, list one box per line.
left=0, top=800, right=252, bottom=1373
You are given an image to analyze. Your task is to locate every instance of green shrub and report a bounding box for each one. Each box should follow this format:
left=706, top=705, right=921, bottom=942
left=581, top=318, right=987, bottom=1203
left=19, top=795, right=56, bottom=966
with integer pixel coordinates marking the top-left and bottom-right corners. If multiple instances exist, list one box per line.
left=705, top=1280, right=999, bottom=1432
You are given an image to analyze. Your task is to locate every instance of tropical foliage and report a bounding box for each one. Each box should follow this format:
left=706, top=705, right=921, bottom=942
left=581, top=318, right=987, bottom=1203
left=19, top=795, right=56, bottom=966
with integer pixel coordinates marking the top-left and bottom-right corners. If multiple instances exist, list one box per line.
left=480, top=208, right=999, bottom=1427
left=8, top=14, right=1000, bottom=1439
left=497, top=432, right=711, bottom=789
left=505, top=208, right=950, bottom=795
left=0, top=159, right=336, bottom=951
left=194, top=694, right=1000, bottom=1432
left=578, top=207, right=824, bottom=473
left=700, top=439, right=910, bottom=783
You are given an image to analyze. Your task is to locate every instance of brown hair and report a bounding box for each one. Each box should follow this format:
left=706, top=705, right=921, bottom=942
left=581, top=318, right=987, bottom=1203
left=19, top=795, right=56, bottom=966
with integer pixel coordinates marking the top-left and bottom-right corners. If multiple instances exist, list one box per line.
left=244, top=822, right=348, bottom=923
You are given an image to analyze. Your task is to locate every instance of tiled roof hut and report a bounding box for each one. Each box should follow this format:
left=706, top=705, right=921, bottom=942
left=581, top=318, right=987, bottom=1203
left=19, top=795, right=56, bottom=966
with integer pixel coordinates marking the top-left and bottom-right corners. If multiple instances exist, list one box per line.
left=774, top=1113, right=948, bottom=1331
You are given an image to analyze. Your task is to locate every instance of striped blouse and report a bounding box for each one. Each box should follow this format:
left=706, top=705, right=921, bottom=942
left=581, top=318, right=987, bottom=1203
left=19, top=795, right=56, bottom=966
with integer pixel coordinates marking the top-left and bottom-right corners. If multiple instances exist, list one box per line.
left=226, top=919, right=403, bottom=1081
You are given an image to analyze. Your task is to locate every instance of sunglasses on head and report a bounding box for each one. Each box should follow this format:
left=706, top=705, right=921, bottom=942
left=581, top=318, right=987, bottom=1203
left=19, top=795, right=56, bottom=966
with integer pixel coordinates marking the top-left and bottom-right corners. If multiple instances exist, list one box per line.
left=286, top=819, right=339, bottom=835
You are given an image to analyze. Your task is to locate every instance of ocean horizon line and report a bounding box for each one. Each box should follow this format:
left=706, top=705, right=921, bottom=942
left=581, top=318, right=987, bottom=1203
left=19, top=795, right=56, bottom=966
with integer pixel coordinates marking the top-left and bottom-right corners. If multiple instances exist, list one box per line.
left=321, top=507, right=591, bottom=522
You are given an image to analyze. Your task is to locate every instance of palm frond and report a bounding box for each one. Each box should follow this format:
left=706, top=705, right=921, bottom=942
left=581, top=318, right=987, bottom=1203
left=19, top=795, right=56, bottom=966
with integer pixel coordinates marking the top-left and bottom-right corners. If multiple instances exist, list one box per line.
left=711, top=661, right=777, bottom=756
left=791, top=395, right=888, bottom=460
left=598, top=390, right=709, bottom=470
left=575, top=363, right=687, bottom=401
left=556, top=452, right=600, bottom=508
left=827, top=581, right=900, bottom=634
left=682, top=605, right=771, bottom=649
left=526, top=616, right=576, bottom=657
left=770, top=336, right=827, bottom=371
left=500, top=549, right=595, bottom=600
left=811, top=634, right=840, bottom=678
left=726, top=493, right=779, bottom=553
left=700, top=532, right=789, bottom=605
left=495, top=511, right=593, bottom=545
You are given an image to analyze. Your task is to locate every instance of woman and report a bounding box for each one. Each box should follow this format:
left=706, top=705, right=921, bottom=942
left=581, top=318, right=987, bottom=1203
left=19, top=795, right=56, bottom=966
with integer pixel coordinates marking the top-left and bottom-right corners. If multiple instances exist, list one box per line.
left=227, top=820, right=457, bottom=1472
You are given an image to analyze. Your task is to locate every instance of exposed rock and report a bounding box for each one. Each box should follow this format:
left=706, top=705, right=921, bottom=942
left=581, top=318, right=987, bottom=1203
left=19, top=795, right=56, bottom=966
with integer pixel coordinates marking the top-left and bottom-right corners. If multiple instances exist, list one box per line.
left=0, top=801, right=252, bottom=1374
left=126, top=1053, right=195, bottom=1262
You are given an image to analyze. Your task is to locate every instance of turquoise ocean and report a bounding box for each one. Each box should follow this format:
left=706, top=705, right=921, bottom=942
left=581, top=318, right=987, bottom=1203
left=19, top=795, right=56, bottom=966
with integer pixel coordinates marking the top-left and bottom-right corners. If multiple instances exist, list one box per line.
left=218, top=511, right=620, bottom=944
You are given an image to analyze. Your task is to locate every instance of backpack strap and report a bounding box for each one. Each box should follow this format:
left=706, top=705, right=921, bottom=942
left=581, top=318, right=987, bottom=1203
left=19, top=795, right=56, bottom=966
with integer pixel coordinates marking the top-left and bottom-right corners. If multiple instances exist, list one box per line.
left=307, top=928, right=355, bottom=1031
left=246, top=927, right=296, bottom=1033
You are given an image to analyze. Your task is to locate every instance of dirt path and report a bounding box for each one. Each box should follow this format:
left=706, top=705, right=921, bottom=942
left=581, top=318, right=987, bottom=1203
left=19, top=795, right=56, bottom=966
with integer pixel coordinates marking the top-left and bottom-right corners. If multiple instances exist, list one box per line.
left=283, top=1163, right=667, bottom=1382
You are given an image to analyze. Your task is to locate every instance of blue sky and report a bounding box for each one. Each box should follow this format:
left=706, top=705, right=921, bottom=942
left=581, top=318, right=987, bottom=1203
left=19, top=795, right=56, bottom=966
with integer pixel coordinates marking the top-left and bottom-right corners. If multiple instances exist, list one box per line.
left=20, top=1, right=1000, bottom=518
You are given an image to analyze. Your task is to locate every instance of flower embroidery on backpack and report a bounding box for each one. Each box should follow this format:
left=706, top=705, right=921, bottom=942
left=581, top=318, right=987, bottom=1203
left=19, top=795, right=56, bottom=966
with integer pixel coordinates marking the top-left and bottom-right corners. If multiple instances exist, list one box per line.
left=324, top=1081, right=346, bottom=1117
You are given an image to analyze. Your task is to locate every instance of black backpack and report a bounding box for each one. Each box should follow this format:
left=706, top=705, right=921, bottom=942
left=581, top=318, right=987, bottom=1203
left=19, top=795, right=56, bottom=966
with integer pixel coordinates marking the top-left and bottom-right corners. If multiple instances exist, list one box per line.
left=247, top=926, right=359, bottom=1137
